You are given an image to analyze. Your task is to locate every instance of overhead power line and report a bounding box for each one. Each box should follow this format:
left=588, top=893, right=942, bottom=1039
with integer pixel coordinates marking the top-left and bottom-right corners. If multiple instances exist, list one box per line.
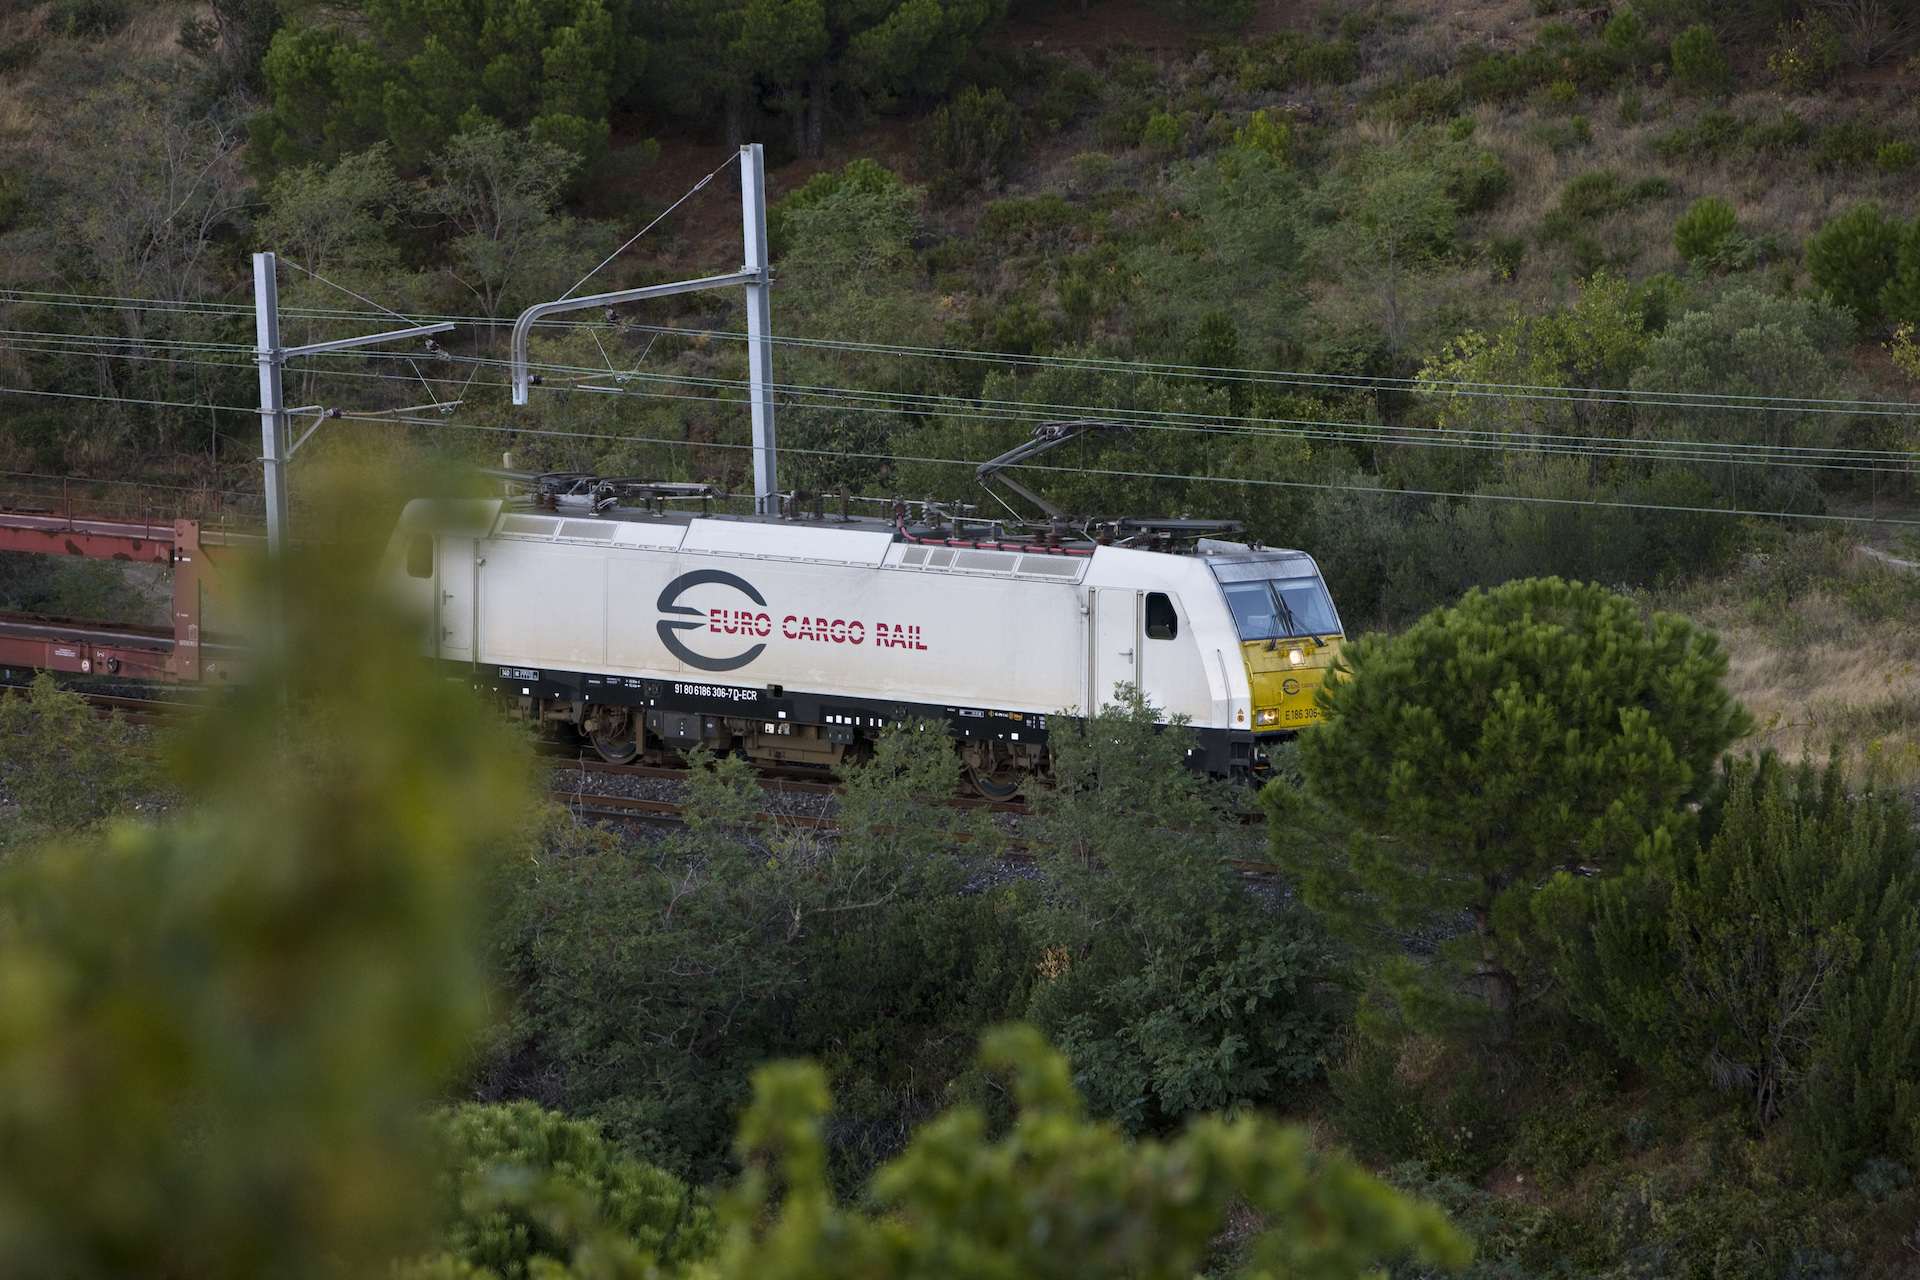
left=334, top=409, right=1920, bottom=529
left=12, top=285, right=1920, bottom=418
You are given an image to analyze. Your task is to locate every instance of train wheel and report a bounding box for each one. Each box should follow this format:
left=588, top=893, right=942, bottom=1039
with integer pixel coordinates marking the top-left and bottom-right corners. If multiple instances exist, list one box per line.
left=968, top=764, right=1022, bottom=801
left=589, top=709, right=639, bottom=764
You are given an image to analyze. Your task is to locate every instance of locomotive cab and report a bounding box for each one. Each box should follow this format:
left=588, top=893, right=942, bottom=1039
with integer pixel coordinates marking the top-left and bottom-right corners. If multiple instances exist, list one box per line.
left=1204, top=550, right=1344, bottom=738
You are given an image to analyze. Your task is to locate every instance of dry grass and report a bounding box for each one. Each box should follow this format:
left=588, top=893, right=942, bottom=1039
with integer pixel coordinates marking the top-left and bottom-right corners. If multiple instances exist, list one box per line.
left=0, top=2, right=198, bottom=149
left=1676, top=590, right=1920, bottom=784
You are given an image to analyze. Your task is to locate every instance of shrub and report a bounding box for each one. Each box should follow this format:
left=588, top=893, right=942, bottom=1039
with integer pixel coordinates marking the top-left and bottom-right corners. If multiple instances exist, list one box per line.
left=978, top=193, right=1078, bottom=243
left=414, top=1102, right=717, bottom=1279
left=1448, top=149, right=1513, bottom=213
left=1805, top=201, right=1901, bottom=326
left=1670, top=24, right=1730, bottom=94
left=1814, top=118, right=1896, bottom=170
left=1673, top=195, right=1742, bottom=267
left=0, top=673, right=152, bottom=832
left=917, top=85, right=1024, bottom=199
left=718, top=1027, right=1470, bottom=1280
left=1768, top=17, right=1844, bottom=89
left=1543, top=754, right=1920, bottom=1186
left=1032, top=63, right=1102, bottom=132
left=1141, top=110, right=1184, bottom=156
left=1234, top=108, right=1292, bottom=163
left=1292, top=37, right=1360, bottom=85
left=1879, top=140, right=1917, bottom=171
left=1380, top=75, right=1464, bottom=123
left=1529, top=115, right=1592, bottom=152
left=1695, top=108, right=1742, bottom=156
left=1488, top=232, right=1527, bottom=277
left=499, top=730, right=1038, bottom=1184
left=1604, top=8, right=1653, bottom=63
left=1559, top=169, right=1632, bottom=219
left=1880, top=216, right=1920, bottom=324
left=48, top=0, right=128, bottom=38
left=1745, top=109, right=1810, bottom=154
left=1628, top=286, right=1856, bottom=506
left=1459, top=46, right=1524, bottom=101
left=1028, top=690, right=1339, bottom=1130
left=768, top=158, right=910, bottom=257
left=1652, top=124, right=1696, bottom=158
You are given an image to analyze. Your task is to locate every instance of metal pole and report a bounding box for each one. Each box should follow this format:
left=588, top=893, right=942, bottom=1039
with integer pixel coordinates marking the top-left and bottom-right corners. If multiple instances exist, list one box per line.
left=740, top=144, right=778, bottom=514
left=253, top=252, right=290, bottom=562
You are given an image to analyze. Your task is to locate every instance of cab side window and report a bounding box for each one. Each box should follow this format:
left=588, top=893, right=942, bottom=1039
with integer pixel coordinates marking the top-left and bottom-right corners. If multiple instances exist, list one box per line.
left=1145, top=592, right=1178, bottom=640
left=406, top=533, right=434, bottom=579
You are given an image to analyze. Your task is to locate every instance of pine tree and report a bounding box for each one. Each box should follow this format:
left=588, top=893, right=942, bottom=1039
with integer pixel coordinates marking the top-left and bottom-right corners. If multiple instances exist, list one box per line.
left=1544, top=753, right=1920, bottom=1185
left=1281, top=578, right=1748, bottom=1038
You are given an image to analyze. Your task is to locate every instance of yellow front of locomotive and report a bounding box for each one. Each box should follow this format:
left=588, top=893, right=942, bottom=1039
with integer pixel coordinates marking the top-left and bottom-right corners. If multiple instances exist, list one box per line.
left=1243, top=632, right=1343, bottom=731
left=1209, top=554, right=1345, bottom=736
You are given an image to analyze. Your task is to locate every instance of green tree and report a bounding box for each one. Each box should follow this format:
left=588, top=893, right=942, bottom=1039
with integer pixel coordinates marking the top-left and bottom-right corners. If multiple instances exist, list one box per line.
left=1670, top=23, right=1731, bottom=93
left=255, top=0, right=642, bottom=169
left=1541, top=754, right=1920, bottom=1184
left=713, top=1024, right=1470, bottom=1280
left=498, top=729, right=1035, bottom=1184
left=1343, top=145, right=1457, bottom=351
left=410, top=1102, right=717, bottom=1279
left=0, top=485, right=531, bottom=1276
left=916, top=84, right=1025, bottom=195
left=0, top=672, right=153, bottom=837
left=647, top=0, right=1008, bottom=158
left=1282, top=578, right=1749, bottom=1037
left=1877, top=214, right=1920, bottom=325
left=423, top=121, right=608, bottom=319
left=1416, top=272, right=1654, bottom=444
left=1804, top=200, right=1901, bottom=328
left=1673, top=195, right=1743, bottom=267
left=257, top=144, right=406, bottom=275
left=1629, top=286, right=1857, bottom=509
left=1026, top=690, right=1339, bottom=1131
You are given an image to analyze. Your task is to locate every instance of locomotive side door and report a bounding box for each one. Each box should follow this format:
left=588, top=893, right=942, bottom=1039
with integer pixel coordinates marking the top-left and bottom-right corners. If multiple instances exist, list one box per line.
left=436, top=536, right=476, bottom=662
left=1088, top=588, right=1140, bottom=710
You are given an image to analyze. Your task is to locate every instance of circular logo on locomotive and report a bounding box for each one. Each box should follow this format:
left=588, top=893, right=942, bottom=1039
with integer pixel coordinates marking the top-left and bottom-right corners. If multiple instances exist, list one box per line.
left=1282, top=678, right=1301, bottom=697
left=657, top=570, right=769, bottom=672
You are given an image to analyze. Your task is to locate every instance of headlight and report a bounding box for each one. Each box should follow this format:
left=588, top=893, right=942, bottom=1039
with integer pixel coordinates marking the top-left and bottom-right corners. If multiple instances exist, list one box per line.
left=1289, top=648, right=1305, bottom=665
left=1255, top=708, right=1279, bottom=726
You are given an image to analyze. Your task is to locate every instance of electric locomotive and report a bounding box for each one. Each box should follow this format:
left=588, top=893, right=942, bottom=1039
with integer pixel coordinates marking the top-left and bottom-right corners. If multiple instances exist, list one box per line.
left=383, top=432, right=1345, bottom=793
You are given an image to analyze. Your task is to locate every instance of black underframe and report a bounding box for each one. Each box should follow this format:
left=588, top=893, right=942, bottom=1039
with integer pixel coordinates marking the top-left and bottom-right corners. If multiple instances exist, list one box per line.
left=454, top=659, right=1258, bottom=775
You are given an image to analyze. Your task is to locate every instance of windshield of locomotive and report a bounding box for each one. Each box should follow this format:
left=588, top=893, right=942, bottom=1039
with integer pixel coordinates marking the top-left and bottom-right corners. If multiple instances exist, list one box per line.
left=1221, top=577, right=1342, bottom=641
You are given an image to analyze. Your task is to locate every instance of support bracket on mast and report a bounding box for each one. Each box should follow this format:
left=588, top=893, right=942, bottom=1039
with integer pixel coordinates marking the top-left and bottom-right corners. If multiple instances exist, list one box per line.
left=507, top=145, right=780, bottom=514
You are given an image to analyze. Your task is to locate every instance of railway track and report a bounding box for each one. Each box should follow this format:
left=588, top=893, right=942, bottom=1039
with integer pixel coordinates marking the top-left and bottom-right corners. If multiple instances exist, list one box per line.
left=545, top=773, right=1284, bottom=880
left=45, top=684, right=1283, bottom=878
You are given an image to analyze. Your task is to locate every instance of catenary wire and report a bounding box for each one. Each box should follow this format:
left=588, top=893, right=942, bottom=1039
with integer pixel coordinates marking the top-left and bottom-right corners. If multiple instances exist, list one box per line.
left=11, top=286, right=1920, bottom=418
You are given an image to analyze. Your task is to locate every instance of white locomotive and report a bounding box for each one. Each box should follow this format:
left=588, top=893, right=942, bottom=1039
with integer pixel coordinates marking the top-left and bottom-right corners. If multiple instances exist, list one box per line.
left=385, top=486, right=1345, bottom=794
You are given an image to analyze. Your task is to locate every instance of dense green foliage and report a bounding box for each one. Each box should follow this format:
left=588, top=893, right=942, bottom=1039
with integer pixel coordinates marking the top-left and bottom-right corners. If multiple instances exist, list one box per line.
left=411, top=1101, right=717, bottom=1279
left=715, top=1025, right=1469, bottom=1280
left=498, top=699, right=1325, bottom=1183
left=1544, top=753, right=1920, bottom=1184
left=0, top=493, right=531, bottom=1276
left=1281, top=578, right=1748, bottom=1033
left=1026, top=689, right=1338, bottom=1130
left=1805, top=201, right=1902, bottom=328
left=0, top=672, right=153, bottom=835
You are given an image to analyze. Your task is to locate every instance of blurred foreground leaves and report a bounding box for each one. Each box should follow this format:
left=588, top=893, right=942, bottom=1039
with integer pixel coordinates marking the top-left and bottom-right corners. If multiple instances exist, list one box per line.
left=715, top=1024, right=1471, bottom=1280
left=0, top=494, right=532, bottom=1277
